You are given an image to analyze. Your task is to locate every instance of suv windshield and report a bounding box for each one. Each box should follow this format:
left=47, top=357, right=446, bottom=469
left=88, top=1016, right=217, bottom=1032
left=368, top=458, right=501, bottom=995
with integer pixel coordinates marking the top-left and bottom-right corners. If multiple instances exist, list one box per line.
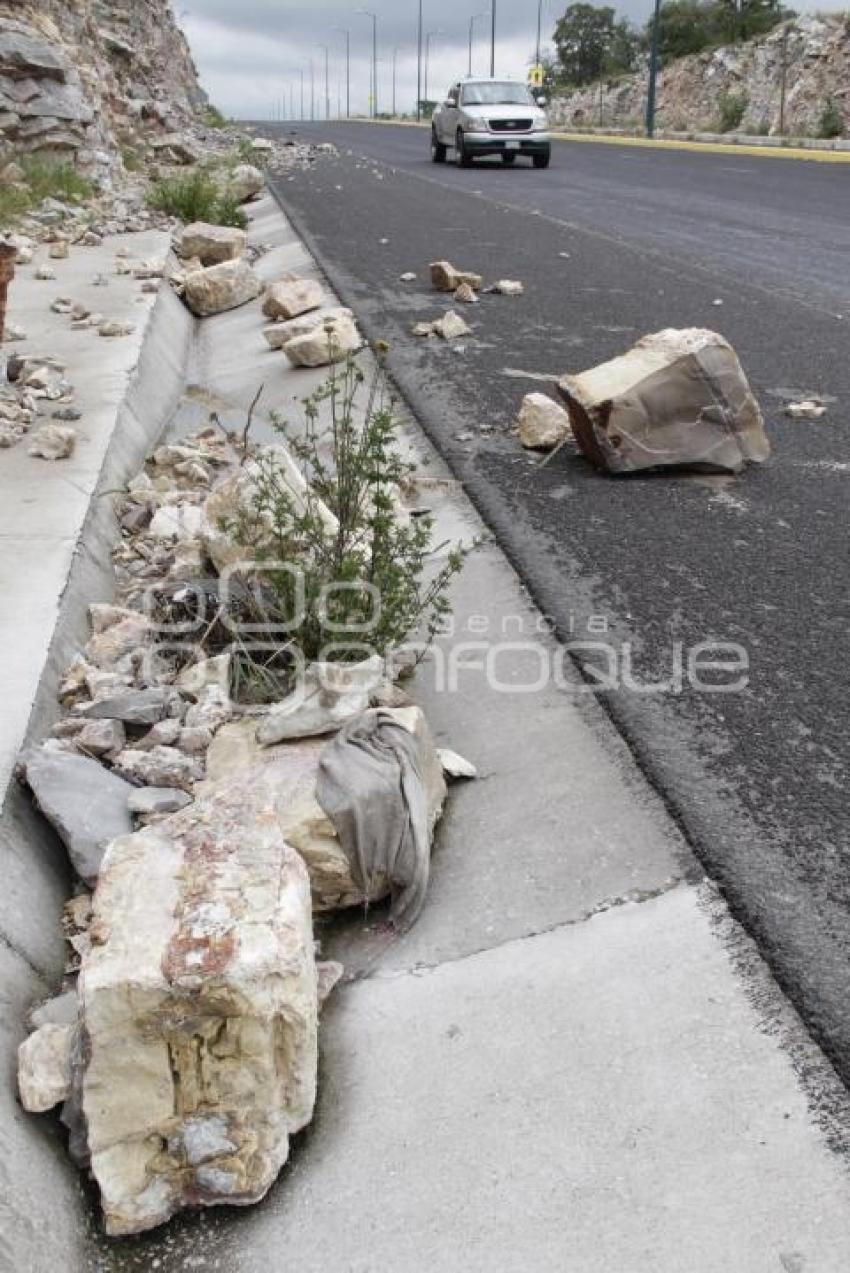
left=461, top=82, right=533, bottom=107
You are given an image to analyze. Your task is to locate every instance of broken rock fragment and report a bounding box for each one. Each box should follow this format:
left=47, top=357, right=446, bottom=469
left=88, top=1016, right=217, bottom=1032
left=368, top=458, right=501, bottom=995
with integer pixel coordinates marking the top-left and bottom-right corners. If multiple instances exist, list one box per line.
left=79, top=788, right=317, bottom=1235
left=517, top=393, right=572, bottom=450
left=18, top=1023, right=74, bottom=1113
left=261, top=275, right=323, bottom=321
left=28, top=424, right=76, bottom=460
left=183, top=259, right=263, bottom=317
left=176, top=222, right=247, bottom=266
left=21, top=746, right=135, bottom=885
left=430, top=260, right=482, bottom=293
left=282, top=314, right=361, bottom=367
left=557, top=328, right=770, bottom=475
left=228, top=163, right=265, bottom=203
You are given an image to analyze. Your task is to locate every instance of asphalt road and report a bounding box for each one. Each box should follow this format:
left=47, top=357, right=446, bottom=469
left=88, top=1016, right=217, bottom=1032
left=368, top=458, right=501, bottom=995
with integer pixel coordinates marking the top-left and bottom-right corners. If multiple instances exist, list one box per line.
left=263, top=122, right=850, bottom=1081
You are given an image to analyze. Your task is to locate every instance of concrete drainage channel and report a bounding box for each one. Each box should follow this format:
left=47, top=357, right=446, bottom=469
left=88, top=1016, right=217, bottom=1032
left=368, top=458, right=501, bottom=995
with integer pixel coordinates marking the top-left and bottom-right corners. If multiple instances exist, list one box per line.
left=5, top=193, right=850, bottom=1270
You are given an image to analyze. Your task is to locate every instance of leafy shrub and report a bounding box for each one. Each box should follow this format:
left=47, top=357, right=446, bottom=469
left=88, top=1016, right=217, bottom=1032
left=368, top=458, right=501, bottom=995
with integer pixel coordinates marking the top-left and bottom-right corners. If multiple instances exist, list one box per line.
left=0, top=155, right=93, bottom=229
left=147, top=168, right=247, bottom=228
left=818, top=97, right=844, bottom=138
left=203, top=104, right=228, bottom=129
left=222, top=350, right=466, bottom=671
left=717, top=91, right=747, bottom=132
left=121, top=147, right=142, bottom=172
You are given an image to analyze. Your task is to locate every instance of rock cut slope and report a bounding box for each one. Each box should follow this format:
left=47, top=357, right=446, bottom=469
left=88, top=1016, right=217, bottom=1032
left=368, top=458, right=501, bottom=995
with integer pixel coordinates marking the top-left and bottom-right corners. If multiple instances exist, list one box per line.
left=0, top=0, right=207, bottom=181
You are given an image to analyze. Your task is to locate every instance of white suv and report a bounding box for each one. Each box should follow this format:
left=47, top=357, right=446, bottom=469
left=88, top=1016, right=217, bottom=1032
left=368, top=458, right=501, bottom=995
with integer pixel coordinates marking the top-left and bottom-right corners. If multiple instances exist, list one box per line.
left=432, top=78, right=551, bottom=169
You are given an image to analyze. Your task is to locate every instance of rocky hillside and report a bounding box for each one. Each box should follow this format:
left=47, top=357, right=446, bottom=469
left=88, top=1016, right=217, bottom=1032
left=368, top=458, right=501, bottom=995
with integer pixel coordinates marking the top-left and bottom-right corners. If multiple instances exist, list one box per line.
left=0, top=0, right=208, bottom=182
left=549, top=15, right=850, bottom=138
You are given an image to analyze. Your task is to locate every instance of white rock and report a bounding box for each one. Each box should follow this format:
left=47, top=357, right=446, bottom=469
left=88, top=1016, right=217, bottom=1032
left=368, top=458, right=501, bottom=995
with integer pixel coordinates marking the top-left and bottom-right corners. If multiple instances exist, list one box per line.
left=430, top=260, right=482, bottom=292
left=148, top=503, right=203, bottom=541
left=257, top=656, right=387, bottom=745
left=250, top=136, right=274, bottom=152
left=228, top=164, right=265, bottom=203
left=18, top=1024, right=73, bottom=1113
left=263, top=306, right=353, bottom=350
left=48, top=239, right=69, bottom=260
left=176, top=654, right=231, bottom=697
left=176, top=222, right=247, bottom=266
left=282, top=315, right=361, bottom=367
left=201, top=443, right=337, bottom=574
left=183, top=259, right=263, bottom=318
left=84, top=614, right=149, bottom=670
left=433, top=311, right=471, bottom=341
left=28, top=424, right=76, bottom=460
left=183, top=685, right=233, bottom=733
left=262, top=276, right=324, bottom=322
left=517, top=392, right=573, bottom=450
left=35, top=265, right=56, bottom=281
left=400, top=271, right=417, bottom=282
left=438, top=747, right=478, bottom=779
left=490, top=279, right=524, bottom=295
left=114, top=746, right=203, bottom=791
left=79, top=790, right=317, bottom=1234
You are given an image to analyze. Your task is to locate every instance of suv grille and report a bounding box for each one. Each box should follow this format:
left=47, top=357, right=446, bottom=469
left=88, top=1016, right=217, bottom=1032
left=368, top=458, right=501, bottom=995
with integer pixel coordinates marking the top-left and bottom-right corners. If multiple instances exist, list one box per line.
left=489, top=117, right=533, bottom=132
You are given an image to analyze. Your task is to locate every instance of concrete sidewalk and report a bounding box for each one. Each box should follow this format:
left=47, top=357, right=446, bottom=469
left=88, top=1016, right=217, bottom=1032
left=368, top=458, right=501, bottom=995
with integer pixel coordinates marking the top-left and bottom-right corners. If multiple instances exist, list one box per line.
left=94, top=193, right=850, bottom=1270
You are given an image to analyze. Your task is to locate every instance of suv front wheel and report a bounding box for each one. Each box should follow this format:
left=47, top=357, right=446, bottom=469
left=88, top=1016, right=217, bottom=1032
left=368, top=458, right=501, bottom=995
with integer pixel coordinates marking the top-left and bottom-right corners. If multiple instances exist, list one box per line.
left=455, top=129, right=473, bottom=168
left=431, top=127, right=447, bottom=163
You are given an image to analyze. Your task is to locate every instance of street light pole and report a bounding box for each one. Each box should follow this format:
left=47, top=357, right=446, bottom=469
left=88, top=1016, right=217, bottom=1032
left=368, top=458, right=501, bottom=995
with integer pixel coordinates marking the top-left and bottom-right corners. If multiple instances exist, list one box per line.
left=417, top=0, right=423, bottom=120
left=300, top=68, right=304, bottom=121
left=357, top=10, right=378, bottom=118
left=535, top=0, right=543, bottom=71
left=490, top=0, right=496, bottom=77
left=645, top=0, right=661, bottom=138
left=333, top=28, right=350, bottom=118
left=318, top=45, right=330, bottom=121
left=392, top=47, right=404, bottom=117
left=425, top=31, right=441, bottom=105
left=310, top=59, right=315, bottom=121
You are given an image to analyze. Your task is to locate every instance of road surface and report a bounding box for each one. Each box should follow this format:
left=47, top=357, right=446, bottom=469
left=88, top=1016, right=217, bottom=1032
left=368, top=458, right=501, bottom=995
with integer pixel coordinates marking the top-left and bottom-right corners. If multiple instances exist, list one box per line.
left=262, top=121, right=850, bottom=1080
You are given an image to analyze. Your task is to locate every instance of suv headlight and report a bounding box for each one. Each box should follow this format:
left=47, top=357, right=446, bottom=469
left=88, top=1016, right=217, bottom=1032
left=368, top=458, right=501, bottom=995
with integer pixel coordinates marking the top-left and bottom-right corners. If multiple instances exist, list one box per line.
left=462, top=113, right=487, bottom=131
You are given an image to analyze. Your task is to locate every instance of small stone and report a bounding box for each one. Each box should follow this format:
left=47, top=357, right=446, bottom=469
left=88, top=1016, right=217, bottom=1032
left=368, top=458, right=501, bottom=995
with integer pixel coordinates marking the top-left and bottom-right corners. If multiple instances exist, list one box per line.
left=183, top=259, right=263, bottom=317
left=4, top=321, right=26, bottom=341
left=176, top=222, right=247, bottom=266
left=77, top=687, right=178, bottom=727
left=179, top=725, right=214, bottom=754
left=433, top=311, right=471, bottom=341
left=437, top=747, right=478, bottom=779
left=430, top=260, right=482, bottom=292
left=454, top=282, right=478, bottom=305
left=77, top=719, right=126, bottom=756
left=400, top=271, right=417, bottom=282
left=114, top=745, right=203, bottom=791
left=487, top=279, right=524, bottom=296
left=28, top=424, right=76, bottom=460
left=52, top=406, right=82, bottom=422
left=18, top=1024, right=73, bottom=1113
left=35, top=265, right=56, bottom=281
left=785, top=399, right=826, bottom=419
left=48, top=240, right=69, bottom=260
left=262, top=275, right=324, bottom=321
left=282, top=315, right=360, bottom=368
left=517, top=393, right=572, bottom=450
left=98, top=321, right=134, bottom=338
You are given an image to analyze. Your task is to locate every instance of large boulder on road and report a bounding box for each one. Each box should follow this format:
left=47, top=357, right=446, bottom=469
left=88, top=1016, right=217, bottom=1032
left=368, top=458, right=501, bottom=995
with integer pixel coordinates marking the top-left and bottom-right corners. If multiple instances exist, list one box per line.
left=557, top=328, right=770, bottom=475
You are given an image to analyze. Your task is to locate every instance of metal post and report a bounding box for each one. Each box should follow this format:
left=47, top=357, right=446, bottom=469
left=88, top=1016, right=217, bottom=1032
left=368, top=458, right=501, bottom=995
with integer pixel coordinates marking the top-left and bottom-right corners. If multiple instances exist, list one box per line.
left=779, top=25, right=788, bottom=136
left=490, top=0, right=496, bottom=77
left=469, top=16, right=474, bottom=76
left=417, top=0, right=423, bottom=120
left=536, top=0, right=543, bottom=71
left=392, top=48, right=400, bottom=117
left=346, top=30, right=351, bottom=117
left=323, top=45, right=330, bottom=121
left=645, top=0, right=661, bottom=138
left=310, top=60, right=315, bottom=121
left=372, top=14, right=378, bottom=117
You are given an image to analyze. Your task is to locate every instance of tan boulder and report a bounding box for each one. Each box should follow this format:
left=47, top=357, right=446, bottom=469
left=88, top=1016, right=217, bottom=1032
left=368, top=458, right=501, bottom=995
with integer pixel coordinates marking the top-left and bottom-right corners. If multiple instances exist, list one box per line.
left=430, top=260, right=483, bottom=292
left=183, top=259, right=263, bottom=317
left=176, top=222, right=247, bottom=266
left=282, top=314, right=361, bottom=367
left=557, top=328, right=769, bottom=475
left=517, top=393, right=573, bottom=450
left=261, top=275, right=324, bottom=321
left=79, top=788, right=318, bottom=1235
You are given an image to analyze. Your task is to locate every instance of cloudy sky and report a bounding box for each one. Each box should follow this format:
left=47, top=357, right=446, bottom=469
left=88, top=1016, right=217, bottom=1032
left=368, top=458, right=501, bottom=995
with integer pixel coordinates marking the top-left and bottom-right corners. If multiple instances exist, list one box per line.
left=176, top=0, right=665, bottom=120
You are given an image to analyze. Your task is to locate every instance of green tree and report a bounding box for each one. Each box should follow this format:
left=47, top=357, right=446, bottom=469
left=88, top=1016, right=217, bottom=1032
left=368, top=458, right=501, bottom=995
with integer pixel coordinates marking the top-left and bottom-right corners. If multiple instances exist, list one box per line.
left=646, top=0, right=723, bottom=60
left=713, top=0, right=790, bottom=42
left=553, top=3, right=640, bottom=87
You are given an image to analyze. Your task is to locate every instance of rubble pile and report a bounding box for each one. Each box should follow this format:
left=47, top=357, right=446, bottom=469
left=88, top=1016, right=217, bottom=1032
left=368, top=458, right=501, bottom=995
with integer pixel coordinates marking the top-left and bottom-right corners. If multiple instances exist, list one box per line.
left=16, top=369, right=469, bottom=1232
left=549, top=16, right=850, bottom=139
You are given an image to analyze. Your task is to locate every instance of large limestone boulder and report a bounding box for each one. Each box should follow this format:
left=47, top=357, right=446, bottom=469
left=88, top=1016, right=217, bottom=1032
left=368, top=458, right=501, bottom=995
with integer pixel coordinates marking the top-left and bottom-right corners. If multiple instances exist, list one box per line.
left=201, top=444, right=338, bottom=574
left=261, top=275, right=323, bottom=321
left=176, top=222, right=247, bottom=266
left=201, top=706, right=447, bottom=915
left=183, top=259, right=263, bottom=317
left=263, top=306, right=353, bottom=350
left=79, top=787, right=318, bottom=1235
left=228, top=164, right=264, bottom=203
left=557, top=328, right=769, bottom=475
left=282, top=314, right=361, bottom=368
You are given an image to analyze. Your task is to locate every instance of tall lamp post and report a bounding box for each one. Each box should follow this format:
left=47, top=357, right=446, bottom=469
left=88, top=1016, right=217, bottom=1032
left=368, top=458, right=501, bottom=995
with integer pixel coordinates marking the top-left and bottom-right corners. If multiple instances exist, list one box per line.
left=490, top=0, right=496, bottom=77
left=333, top=26, right=351, bottom=118
left=468, top=11, right=488, bottom=77
left=357, top=9, right=378, bottom=118
left=535, top=0, right=544, bottom=70
left=645, top=0, right=661, bottom=137
left=299, top=68, right=305, bottom=121
left=317, top=44, right=330, bottom=121
left=309, top=59, right=315, bottom=120
left=392, top=47, right=405, bottom=117
left=417, top=0, right=423, bottom=121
